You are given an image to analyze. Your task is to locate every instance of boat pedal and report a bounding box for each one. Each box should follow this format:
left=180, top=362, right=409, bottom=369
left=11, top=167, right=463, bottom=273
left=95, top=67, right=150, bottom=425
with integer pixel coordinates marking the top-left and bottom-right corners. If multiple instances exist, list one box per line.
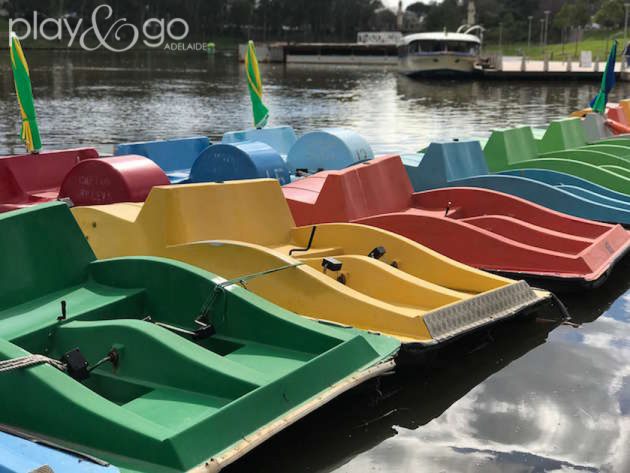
left=62, top=348, right=90, bottom=381
left=193, top=323, right=215, bottom=340
left=144, top=316, right=215, bottom=340
left=368, top=246, right=386, bottom=260
left=368, top=246, right=397, bottom=267
left=322, top=257, right=342, bottom=273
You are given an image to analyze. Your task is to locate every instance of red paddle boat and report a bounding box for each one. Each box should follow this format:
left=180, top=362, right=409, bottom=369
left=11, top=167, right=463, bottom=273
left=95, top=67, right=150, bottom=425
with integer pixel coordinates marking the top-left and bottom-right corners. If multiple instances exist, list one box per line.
left=283, top=155, right=630, bottom=289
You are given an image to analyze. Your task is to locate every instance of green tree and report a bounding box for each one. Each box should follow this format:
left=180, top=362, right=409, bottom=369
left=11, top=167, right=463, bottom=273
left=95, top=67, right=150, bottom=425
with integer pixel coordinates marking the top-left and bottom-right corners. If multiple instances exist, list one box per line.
left=594, top=0, right=625, bottom=28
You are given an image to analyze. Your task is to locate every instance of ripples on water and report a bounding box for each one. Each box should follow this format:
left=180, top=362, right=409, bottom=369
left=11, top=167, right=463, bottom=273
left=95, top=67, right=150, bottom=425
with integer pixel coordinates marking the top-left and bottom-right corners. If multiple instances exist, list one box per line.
left=2, top=50, right=630, bottom=472
left=2, top=50, right=630, bottom=155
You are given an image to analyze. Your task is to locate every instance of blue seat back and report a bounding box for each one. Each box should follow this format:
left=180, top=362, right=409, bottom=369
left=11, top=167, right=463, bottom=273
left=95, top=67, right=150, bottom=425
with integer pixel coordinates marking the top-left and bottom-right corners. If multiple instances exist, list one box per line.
left=188, top=141, right=291, bottom=185
left=403, top=140, right=490, bottom=191
left=286, top=128, right=374, bottom=173
left=222, top=126, right=297, bottom=157
left=114, top=137, right=210, bottom=174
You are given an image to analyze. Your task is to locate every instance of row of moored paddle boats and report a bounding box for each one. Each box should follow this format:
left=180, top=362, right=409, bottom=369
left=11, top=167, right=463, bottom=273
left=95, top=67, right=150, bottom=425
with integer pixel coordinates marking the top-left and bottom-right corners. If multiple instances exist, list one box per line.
left=2, top=107, right=630, bottom=472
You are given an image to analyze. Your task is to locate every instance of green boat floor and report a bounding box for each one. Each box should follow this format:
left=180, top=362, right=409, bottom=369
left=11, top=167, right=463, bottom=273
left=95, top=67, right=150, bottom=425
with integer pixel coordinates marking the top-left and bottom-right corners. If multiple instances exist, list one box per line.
left=123, top=386, right=231, bottom=430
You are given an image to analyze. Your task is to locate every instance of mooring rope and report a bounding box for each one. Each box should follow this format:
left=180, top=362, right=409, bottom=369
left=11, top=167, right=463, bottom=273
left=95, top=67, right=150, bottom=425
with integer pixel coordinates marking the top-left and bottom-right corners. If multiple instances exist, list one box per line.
left=0, top=354, right=66, bottom=373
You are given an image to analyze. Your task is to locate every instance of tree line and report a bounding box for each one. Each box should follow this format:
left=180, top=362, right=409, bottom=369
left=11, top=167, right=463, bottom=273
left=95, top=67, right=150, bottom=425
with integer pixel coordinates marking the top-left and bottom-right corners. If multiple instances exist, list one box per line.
left=6, top=0, right=627, bottom=44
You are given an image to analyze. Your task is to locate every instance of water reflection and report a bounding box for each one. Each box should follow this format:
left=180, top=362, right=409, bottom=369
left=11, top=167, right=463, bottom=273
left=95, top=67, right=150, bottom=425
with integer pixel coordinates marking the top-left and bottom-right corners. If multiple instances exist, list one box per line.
left=226, top=260, right=630, bottom=473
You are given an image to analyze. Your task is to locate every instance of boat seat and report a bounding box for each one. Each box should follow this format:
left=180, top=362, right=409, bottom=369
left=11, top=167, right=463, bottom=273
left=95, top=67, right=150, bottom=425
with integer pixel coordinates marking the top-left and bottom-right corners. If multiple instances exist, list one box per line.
left=286, top=129, right=374, bottom=173
left=0, top=282, right=145, bottom=341
left=188, top=141, right=291, bottom=185
left=114, top=137, right=211, bottom=181
left=222, top=126, right=297, bottom=158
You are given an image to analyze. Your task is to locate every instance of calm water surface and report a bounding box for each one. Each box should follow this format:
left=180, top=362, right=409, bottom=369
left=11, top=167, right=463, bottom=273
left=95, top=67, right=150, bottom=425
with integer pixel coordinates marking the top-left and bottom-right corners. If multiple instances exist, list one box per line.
left=3, top=50, right=630, bottom=472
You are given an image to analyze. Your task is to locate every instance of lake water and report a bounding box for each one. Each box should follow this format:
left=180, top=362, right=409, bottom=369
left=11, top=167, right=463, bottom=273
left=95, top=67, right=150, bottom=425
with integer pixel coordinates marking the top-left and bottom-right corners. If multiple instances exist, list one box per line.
left=4, top=50, right=630, bottom=472
left=3, top=50, right=630, bottom=156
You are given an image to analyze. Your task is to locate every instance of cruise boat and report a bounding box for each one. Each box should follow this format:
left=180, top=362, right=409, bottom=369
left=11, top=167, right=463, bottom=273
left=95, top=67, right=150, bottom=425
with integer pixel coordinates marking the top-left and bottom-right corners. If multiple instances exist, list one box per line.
left=398, top=27, right=482, bottom=78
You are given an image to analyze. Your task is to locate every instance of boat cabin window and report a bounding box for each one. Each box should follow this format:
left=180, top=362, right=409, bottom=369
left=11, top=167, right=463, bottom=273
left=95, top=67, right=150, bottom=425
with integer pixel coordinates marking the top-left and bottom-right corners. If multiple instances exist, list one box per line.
left=407, top=40, right=479, bottom=55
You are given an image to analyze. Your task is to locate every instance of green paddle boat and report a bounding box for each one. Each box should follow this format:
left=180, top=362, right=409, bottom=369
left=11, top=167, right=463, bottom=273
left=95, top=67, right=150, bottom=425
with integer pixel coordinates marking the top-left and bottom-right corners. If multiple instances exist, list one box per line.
left=0, top=202, right=399, bottom=473
left=484, top=123, right=630, bottom=196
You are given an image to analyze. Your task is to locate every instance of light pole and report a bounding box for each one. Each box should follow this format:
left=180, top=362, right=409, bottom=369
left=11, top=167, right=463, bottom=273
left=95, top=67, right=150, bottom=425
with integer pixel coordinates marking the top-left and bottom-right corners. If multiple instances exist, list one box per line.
left=539, top=18, right=544, bottom=49
left=499, top=22, right=503, bottom=52
left=527, top=16, right=533, bottom=50
left=544, top=10, right=551, bottom=46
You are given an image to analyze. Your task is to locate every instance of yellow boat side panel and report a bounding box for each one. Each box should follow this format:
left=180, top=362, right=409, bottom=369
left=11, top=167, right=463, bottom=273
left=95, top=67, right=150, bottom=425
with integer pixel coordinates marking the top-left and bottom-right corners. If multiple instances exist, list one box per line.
left=72, top=180, right=548, bottom=344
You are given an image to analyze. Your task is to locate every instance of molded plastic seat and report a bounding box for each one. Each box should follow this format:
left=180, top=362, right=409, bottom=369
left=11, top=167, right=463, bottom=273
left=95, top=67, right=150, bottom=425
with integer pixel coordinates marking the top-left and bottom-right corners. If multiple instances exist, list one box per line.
left=59, top=155, right=170, bottom=206
left=222, top=126, right=297, bottom=158
left=0, top=148, right=98, bottom=212
left=114, top=137, right=211, bottom=183
left=188, top=141, right=291, bottom=185
left=286, top=129, right=374, bottom=173
left=607, top=103, right=630, bottom=126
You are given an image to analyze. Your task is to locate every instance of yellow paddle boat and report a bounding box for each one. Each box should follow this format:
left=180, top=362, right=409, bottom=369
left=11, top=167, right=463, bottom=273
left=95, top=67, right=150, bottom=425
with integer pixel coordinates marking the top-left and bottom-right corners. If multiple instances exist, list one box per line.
left=72, top=180, right=551, bottom=346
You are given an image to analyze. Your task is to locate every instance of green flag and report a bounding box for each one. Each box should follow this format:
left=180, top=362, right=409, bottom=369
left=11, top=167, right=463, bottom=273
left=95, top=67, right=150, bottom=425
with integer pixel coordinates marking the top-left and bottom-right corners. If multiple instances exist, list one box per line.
left=244, top=40, right=269, bottom=128
left=10, top=32, right=41, bottom=153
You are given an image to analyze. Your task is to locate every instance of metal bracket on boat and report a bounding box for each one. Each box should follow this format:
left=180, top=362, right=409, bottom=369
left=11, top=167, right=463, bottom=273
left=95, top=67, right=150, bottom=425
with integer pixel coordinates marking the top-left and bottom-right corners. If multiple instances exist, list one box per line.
left=62, top=348, right=90, bottom=381
left=288, top=226, right=317, bottom=255
left=143, top=316, right=215, bottom=341
left=57, top=197, right=74, bottom=208
left=87, top=348, right=120, bottom=375
left=322, top=257, right=346, bottom=284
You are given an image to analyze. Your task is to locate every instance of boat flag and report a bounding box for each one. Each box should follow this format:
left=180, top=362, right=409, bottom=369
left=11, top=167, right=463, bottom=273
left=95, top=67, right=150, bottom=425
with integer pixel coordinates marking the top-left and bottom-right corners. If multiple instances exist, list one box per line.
left=10, top=32, right=41, bottom=153
left=244, top=40, right=269, bottom=128
left=590, top=40, right=617, bottom=114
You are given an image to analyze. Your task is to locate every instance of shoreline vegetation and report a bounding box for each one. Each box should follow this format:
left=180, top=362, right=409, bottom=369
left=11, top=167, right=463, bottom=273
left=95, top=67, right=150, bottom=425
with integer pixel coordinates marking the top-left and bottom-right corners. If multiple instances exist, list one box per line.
left=484, top=29, right=626, bottom=61
left=0, top=10, right=624, bottom=63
